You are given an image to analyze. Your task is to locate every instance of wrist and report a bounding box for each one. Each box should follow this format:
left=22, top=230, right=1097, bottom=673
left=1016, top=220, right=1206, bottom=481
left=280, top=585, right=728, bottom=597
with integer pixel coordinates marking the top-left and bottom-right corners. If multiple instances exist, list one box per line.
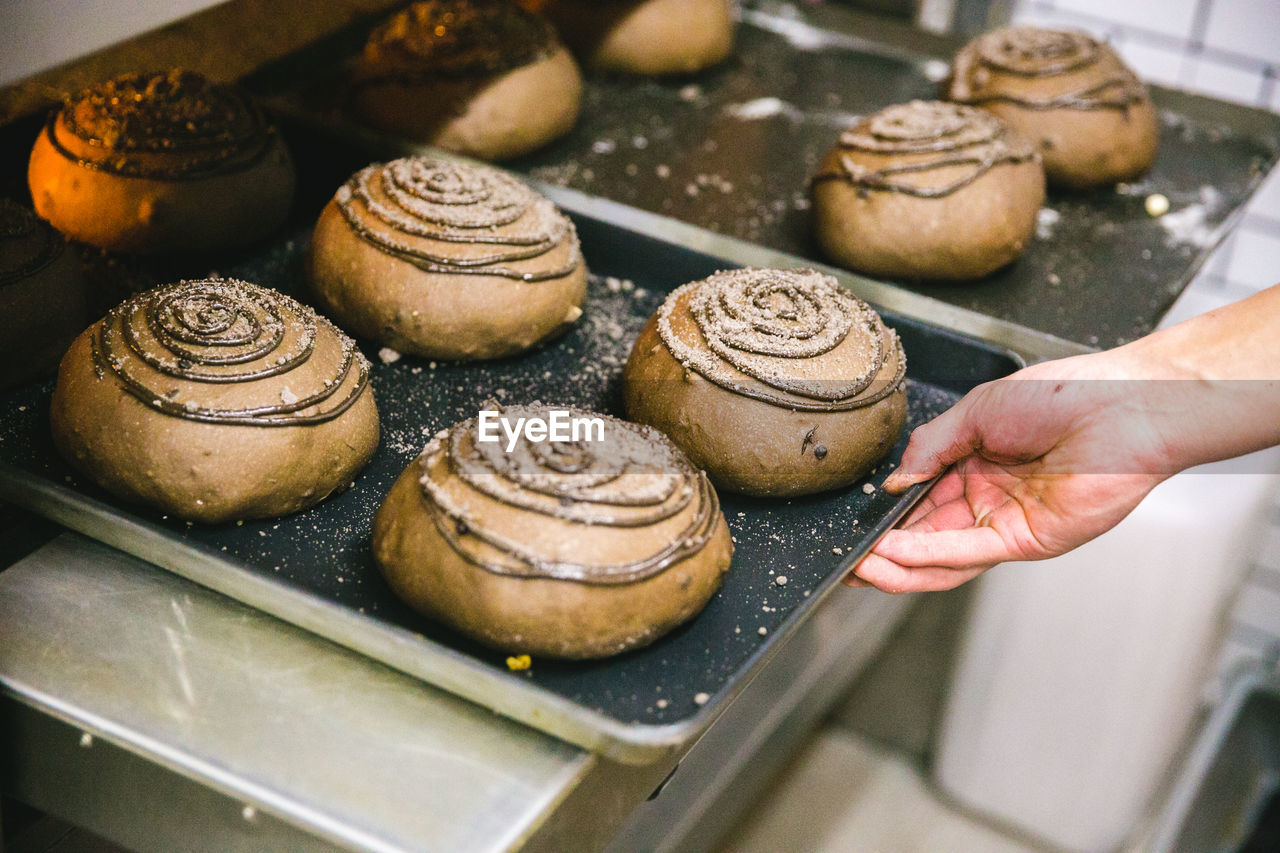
left=1078, top=336, right=1211, bottom=475
left=1110, top=324, right=1279, bottom=471
left=1110, top=326, right=1204, bottom=382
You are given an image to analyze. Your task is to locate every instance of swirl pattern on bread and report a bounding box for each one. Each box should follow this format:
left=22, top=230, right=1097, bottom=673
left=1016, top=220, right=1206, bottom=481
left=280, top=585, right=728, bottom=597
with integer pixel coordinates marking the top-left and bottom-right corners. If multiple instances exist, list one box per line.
left=416, top=404, right=721, bottom=583
left=655, top=268, right=906, bottom=411
left=0, top=200, right=87, bottom=390
left=950, top=27, right=1147, bottom=112
left=0, top=200, right=64, bottom=285
left=813, top=101, right=1038, bottom=199
left=359, top=0, right=558, bottom=80
left=45, top=70, right=278, bottom=180
left=91, top=278, right=370, bottom=426
left=335, top=158, right=581, bottom=282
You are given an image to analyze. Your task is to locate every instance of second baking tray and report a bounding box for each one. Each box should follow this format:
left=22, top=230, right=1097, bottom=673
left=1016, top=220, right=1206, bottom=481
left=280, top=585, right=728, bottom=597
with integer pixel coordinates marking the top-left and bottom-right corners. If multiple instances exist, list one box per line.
left=0, top=129, right=1018, bottom=765
left=510, top=0, right=1280, bottom=350
left=242, top=0, right=1280, bottom=350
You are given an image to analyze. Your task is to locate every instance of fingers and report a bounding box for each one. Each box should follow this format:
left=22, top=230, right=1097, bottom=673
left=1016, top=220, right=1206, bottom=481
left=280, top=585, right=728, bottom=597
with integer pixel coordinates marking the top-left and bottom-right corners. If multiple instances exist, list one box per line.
left=898, top=489, right=939, bottom=529
left=873, top=526, right=1015, bottom=571
left=902, top=495, right=982, bottom=536
left=883, top=397, right=981, bottom=493
left=847, top=552, right=988, bottom=593
left=896, top=468, right=966, bottom=528
left=848, top=525, right=1013, bottom=588
left=847, top=471, right=995, bottom=591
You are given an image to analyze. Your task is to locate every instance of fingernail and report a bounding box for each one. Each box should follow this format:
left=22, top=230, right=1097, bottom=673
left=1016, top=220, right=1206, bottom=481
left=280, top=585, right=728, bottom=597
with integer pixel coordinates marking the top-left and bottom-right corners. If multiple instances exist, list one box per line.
left=883, top=470, right=913, bottom=492
left=843, top=573, right=869, bottom=588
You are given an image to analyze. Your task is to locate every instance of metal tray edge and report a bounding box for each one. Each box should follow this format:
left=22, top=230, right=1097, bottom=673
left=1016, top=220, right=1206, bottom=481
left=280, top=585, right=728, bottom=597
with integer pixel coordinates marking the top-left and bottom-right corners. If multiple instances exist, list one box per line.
left=529, top=182, right=1073, bottom=365
left=0, top=464, right=709, bottom=766
left=260, top=106, right=1076, bottom=366
left=0, top=460, right=931, bottom=767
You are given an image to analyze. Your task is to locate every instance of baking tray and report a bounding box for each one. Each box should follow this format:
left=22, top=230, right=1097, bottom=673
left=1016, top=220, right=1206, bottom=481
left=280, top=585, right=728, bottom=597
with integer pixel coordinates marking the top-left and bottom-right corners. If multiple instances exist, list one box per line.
left=0, top=118, right=1019, bottom=765
left=245, top=0, right=1280, bottom=351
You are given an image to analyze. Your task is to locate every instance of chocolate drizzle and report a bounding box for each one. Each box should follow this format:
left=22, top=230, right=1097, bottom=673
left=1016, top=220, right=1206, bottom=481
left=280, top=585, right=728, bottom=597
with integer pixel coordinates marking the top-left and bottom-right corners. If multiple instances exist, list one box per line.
left=335, top=157, right=581, bottom=281
left=657, top=269, right=906, bottom=411
left=417, top=405, right=720, bottom=584
left=359, top=0, right=558, bottom=80
left=977, top=27, right=1098, bottom=76
left=812, top=101, right=1037, bottom=199
left=46, top=70, right=277, bottom=180
left=90, top=278, right=371, bottom=426
left=950, top=27, right=1149, bottom=112
left=0, top=200, right=64, bottom=287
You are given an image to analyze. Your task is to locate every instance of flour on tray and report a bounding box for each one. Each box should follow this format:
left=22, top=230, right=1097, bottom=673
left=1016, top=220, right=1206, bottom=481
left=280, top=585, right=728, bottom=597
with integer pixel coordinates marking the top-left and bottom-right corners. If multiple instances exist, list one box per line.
left=1159, top=186, right=1223, bottom=249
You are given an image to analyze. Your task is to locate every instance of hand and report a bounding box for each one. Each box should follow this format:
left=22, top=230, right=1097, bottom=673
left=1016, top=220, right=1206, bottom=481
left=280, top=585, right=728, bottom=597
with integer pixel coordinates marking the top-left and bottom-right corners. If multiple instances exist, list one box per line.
left=849, top=353, right=1173, bottom=593
left=847, top=282, right=1280, bottom=593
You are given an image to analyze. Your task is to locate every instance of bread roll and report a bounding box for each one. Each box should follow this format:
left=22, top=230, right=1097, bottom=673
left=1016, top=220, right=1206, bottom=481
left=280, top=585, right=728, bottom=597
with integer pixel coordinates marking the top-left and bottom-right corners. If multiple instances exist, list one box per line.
left=373, top=404, right=733, bottom=658
left=309, top=156, right=587, bottom=360
left=0, top=200, right=89, bottom=389
left=948, top=26, right=1158, bottom=188
left=530, top=0, right=734, bottom=76
left=351, top=0, right=582, bottom=160
left=51, top=278, right=379, bottom=523
left=811, top=100, right=1044, bottom=280
left=624, top=268, right=907, bottom=497
left=28, top=70, right=295, bottom=253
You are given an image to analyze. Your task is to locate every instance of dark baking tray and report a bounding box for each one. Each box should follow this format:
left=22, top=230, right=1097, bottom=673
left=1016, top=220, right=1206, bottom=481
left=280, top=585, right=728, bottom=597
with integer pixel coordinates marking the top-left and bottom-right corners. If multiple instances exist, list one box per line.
left=245, top=0, right=1280, bottom=351
left=0, top=120, right=1019, bottom=764
left=513, top=1, right=1280, bottom=350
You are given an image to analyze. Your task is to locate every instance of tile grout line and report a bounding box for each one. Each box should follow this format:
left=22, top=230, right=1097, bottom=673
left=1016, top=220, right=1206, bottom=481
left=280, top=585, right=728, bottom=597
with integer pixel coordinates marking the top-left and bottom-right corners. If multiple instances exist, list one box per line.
left=1187, top=0, right=1214, bottom=52
left=1020, top=2, right=1279, bottom=75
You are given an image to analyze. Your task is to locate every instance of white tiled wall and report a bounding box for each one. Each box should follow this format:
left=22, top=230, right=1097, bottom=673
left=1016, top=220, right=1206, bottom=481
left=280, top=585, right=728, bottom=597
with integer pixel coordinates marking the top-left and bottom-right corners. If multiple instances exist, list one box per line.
left=1010, top=0, right=1280, bottom=692
left=1203, top=0, right=1280, bottom=67
left=1046, top=0, right=1201, bottom=41
left=1226, top=228, right=1280, bottom=290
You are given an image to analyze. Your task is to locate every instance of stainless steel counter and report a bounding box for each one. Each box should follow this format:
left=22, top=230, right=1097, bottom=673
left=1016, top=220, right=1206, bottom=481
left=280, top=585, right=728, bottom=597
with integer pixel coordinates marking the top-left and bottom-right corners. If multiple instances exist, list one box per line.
left=0, top=531, right=908, bottom=851
left=0, top=533, right=604, bottom=851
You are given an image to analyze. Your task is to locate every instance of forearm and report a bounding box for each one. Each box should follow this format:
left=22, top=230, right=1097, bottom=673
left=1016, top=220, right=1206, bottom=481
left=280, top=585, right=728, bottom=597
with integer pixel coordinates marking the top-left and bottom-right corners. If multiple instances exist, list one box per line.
left=1129, top=282, right=1280, bottom=379
left=1110, top=282, right=1280, bottom=470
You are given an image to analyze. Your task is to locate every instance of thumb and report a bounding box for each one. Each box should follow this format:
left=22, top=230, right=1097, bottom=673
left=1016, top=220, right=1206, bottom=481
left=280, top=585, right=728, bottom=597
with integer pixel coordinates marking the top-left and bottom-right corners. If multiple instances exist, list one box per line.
left=883, top=392, right=982, bottom=493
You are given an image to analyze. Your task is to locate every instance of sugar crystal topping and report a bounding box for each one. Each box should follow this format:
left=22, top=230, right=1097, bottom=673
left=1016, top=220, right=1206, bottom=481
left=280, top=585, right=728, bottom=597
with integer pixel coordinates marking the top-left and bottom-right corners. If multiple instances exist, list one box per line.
left=950, top=26, right=1149, bottom=111
left=416, top=404, right=720, bottom=583
left=51, top=70, right=276, bottom=179
left=362, top=0, right=557, bottom=78
left=815, top=101, right=1037, bottom=198
left=656, top=268, right=905, bottom=410
left=90, top=277, right=369, bottom=426
left=336, top=156, right=581, bottom=281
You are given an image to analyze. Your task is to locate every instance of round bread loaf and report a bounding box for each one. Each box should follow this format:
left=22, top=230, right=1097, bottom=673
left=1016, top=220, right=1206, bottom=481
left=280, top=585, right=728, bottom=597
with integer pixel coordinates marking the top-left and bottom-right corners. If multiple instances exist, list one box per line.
left=308, top=156, right=587, bottom=360
left=624, top=268, right=907, bottom=497
left=351, top=0, right=582, bottom=160
left=373, top=403, right=733, bottom=658
left=50, top=278, right=379, bottom=523
left=0, top=200, right=89, bottom=389
left=28, top=70, right=295, bottom=254
left=529, top=0, right=734, bottom=76
left=947, top=26, right=1158, bottom=188
left=811, top=100, right=1044, bottom=280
